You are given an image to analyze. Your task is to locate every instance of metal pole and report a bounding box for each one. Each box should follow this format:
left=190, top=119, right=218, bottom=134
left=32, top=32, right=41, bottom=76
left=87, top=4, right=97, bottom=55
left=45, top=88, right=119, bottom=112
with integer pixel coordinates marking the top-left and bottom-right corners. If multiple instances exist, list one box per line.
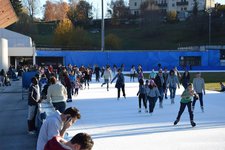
left=209, top=12, right=211, bottom=45
left=101, top=0, right=105, bottom=51
left=208, top=0, right=212, bottom=45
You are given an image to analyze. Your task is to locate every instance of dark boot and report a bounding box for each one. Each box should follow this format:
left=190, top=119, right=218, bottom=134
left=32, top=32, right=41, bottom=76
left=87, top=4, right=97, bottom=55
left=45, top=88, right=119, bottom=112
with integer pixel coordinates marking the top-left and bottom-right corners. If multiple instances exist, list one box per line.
left=201, top=106, right=204, bottom=113
left=30, top=119, right=36, bottom=131
left=174, top=119, right=179, bottom=125
left=191, top=120, right=196, bottom=127
left=27, top=120, right=32, bottom=132
left=27, top=120, right=36, bottom=134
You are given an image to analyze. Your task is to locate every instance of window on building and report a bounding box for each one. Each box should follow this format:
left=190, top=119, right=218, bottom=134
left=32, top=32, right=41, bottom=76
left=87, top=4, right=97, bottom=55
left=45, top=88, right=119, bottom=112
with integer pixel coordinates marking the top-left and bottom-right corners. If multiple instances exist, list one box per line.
left=179, top=56, right=201, bottom=66
left=134, top=11, right=139, bottom=15
left=220, top=50, right=225, bottom=60
left=134, top=2, right=137, bottom=6
left=172, top=3, right=175, bottom=7
left=184, top=7, right=187, bottom=10
left=181, top=7, right=183, bottom=11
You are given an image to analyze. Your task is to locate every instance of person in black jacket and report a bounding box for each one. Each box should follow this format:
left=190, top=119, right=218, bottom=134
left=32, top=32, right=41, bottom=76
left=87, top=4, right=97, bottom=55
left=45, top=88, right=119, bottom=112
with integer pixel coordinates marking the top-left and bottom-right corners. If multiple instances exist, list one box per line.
left=94, top=64, right=101, bottom=82
left=137, top=79, right=147, bottom=113
left=27, top=77, right=41, bottom=134
left=154, top=69, right=165, bottom=108
left=181, top=70, right=190, bottom=89
left=111, top=68, right=126, bottom=100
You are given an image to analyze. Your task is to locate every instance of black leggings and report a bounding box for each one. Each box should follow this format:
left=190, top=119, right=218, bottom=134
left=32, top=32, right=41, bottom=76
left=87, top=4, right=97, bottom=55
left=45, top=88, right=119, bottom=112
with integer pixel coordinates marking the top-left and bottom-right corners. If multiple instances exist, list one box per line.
left=52, top=102, right=66, bottom=113
left=130, top=73, right=135, bottom=81
left=176, top=102, right=194, bottom=121
left=117, top=85, right=125, bottom=98
left=147, top=96, right=157, bottom=113
left=138, top=93, right=147, bottom=109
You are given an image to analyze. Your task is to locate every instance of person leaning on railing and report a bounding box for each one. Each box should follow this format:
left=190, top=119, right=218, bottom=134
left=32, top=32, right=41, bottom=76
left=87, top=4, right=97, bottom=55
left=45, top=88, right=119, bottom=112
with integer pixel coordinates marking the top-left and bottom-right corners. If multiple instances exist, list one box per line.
left=46, top=76, right=67, bottom=113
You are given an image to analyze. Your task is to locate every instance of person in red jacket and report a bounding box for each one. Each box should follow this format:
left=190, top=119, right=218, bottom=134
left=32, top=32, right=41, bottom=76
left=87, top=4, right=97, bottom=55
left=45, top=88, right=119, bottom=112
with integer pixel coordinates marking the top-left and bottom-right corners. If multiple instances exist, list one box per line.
left=44, top=133, right=94, bottom=150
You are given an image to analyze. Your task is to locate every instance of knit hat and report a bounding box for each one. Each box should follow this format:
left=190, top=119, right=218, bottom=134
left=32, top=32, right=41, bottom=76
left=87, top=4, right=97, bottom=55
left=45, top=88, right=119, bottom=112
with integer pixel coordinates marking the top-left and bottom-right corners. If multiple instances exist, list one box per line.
left=150, top=79, right=155, bottom=84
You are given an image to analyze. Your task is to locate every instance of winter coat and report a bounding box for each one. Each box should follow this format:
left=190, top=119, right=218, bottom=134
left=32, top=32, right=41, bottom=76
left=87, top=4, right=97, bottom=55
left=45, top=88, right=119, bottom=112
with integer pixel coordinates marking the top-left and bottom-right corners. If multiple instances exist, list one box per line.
left=103, top=70, right=112, bottom=80
left=155, top=75, right=165, bottom=89
left=146, top=87, right=160, bottom=98
left=193, top=77, right=205, bottom=93
left=137, top=85, right=146, bottom=95
left=111, top=73, right=125, bottom=88
left=167, top=75, right=179, bottom=88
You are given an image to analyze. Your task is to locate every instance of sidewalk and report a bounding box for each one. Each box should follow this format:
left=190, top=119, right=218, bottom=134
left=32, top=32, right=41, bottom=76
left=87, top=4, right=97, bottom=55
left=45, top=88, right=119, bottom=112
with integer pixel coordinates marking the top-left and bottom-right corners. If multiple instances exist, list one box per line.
left=0, top=79, right=36, bottom=149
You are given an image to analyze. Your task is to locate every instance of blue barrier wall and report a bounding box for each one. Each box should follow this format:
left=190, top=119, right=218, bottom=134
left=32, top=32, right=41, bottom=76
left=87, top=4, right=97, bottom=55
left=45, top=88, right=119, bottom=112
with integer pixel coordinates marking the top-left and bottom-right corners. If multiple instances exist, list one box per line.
left=36, top=50, right=222, bottom=71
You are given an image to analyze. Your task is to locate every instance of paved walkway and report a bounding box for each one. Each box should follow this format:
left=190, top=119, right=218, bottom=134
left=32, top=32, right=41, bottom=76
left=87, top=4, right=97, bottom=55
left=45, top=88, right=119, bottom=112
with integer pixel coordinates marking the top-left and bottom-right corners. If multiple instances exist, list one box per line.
left=0, top=79, right=36, bottom=149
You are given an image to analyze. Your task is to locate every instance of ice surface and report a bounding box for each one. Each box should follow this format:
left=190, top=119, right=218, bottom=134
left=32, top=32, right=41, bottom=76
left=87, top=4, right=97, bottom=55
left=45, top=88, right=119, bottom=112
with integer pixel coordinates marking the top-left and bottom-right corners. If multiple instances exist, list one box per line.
left=65, top=76, right=225, bottom=150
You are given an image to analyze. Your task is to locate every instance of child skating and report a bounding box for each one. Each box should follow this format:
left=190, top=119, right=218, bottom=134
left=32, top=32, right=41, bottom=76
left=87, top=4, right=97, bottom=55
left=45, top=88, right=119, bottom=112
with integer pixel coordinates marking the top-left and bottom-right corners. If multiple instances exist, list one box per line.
left=174, top=83, right=198, bottom=127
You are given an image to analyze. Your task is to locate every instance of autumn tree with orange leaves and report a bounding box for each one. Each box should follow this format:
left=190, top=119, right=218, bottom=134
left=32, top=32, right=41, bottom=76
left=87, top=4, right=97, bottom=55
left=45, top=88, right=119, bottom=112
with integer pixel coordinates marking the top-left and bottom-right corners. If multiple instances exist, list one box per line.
left=44, top=1, right=69, bottom=22
left=53, top=19, right=74, bottom=46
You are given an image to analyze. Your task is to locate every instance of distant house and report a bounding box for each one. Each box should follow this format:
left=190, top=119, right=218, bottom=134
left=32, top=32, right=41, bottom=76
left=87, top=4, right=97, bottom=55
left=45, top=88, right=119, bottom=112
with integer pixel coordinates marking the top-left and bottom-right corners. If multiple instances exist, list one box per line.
left=129, top=0, right=215, bottom=15
left=0, top=29, right=35, bottom=70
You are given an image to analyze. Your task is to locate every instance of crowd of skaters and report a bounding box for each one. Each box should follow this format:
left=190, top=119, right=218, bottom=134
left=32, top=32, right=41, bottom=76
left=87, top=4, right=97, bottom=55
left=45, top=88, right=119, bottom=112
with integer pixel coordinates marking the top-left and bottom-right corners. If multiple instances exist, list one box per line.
left=2, top=63, right=225, bottom=149
left=134, top=64, right=207, bottom=127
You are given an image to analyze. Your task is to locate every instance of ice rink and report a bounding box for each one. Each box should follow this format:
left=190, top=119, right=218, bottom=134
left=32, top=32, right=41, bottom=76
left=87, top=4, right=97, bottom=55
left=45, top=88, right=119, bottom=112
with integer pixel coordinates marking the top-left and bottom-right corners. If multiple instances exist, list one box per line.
left=66, top=76, right=225, bottom=150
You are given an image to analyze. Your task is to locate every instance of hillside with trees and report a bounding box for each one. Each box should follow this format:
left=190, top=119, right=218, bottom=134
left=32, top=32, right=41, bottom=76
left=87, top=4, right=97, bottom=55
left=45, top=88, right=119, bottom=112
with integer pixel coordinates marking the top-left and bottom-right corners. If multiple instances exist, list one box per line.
left=6, top=0, right=225, bottom=50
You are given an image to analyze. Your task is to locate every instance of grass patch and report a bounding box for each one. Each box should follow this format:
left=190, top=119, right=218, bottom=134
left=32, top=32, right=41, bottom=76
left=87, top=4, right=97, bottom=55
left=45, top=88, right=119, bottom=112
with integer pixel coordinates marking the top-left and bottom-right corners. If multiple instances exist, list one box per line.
left=137, top=72, right=225, bottom=91
left=205, top=83, right=221, bottom=91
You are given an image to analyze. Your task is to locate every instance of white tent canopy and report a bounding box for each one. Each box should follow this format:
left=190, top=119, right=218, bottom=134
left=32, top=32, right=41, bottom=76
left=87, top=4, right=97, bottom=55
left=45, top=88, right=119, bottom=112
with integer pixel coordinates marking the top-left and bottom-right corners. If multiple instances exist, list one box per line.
left=0, top=29, right=35, bottom=69
left=0, top=28, right=32, bottom=48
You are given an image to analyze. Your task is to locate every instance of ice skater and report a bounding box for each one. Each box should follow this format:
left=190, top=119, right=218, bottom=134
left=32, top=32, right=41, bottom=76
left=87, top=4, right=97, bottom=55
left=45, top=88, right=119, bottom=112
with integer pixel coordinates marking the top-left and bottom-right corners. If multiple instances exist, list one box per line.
left=154, top=69, right=165, bottom=108
left=192, top=72, right=205, bottom=112
left=174, top=83, right=197, bottom=127
left=130, top=65, right=136, bottom=82
left=111, top=68, right=126, bottom=100
left=167, top=69, right=180, bottom=104
left=137, top=79, right=147, bottom=113
left=101, top=66, right=112, bottom=91
left=146, top=80, right=160, bottom=115
left=220, top=82, right=225, bottom=92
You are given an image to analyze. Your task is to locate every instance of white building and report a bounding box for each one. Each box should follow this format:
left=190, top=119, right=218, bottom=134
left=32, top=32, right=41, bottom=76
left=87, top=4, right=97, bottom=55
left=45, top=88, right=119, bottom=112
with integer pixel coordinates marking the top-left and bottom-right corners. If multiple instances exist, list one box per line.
left=129, top=0, right=215, bottom=15
left=0, top=29, right=35, bottom=70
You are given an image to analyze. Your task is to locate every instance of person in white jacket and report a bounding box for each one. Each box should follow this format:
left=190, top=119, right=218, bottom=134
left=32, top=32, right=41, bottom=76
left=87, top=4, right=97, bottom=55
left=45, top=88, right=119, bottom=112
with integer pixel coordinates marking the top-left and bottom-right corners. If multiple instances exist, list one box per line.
left=101, top=66, right=112, bottom=91
left=47, top=76, right=67, bottom=113
left=130, top=65, right=136, bottom=82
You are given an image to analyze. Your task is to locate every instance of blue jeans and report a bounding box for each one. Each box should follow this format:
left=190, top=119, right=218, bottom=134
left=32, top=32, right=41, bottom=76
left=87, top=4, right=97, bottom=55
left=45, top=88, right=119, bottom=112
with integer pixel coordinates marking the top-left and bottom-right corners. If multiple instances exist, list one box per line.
left=102, top=79, right=109, bottom=89
left=169, top=86, right=176, bottom=99
left=158, top=87, right=164, bottom=103
left=192, top=93, right=203, bottom=107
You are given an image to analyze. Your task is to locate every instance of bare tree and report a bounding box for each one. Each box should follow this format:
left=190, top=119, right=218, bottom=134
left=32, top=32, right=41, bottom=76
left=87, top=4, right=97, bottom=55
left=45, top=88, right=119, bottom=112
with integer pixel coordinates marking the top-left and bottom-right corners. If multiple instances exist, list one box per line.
left=23, top=0, right=40, bottom=20
left=108, top=0, right=130, bottom=25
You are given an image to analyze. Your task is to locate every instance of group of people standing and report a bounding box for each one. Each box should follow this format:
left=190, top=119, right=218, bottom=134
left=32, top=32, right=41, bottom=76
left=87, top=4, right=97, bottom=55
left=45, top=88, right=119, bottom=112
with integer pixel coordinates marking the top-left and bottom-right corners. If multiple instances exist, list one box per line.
left=26, top=65, right=94, bottom=150
left=27, top=64, right=96, bottom=135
